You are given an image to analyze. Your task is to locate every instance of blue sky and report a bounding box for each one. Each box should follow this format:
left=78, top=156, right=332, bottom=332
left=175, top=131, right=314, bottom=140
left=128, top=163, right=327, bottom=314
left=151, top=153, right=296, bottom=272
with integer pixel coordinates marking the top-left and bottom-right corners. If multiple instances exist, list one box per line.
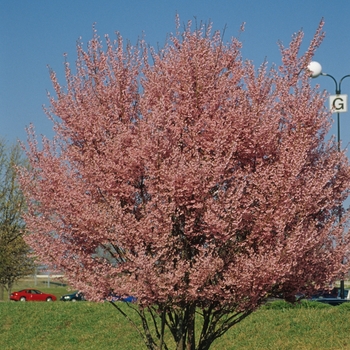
left=2, top=0, right=350, bottom=151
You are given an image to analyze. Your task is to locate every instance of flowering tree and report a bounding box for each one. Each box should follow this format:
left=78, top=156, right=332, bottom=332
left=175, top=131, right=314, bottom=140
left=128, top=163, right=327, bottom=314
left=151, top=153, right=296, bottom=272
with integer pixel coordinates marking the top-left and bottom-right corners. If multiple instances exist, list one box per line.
left=19, top=19, right=350, bottom=349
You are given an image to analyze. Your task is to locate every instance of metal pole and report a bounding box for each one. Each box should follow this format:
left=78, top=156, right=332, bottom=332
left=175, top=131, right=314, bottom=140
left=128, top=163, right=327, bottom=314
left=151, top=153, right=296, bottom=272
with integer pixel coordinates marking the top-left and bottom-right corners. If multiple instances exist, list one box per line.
left=338, top=110, right=345, bottom=299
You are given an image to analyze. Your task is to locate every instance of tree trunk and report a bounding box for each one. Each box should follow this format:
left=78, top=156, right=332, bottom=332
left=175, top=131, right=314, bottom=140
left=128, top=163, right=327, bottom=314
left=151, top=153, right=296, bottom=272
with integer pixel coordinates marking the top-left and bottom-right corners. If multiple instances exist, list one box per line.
left=186, top=305, right=196, bottom=350
left=158, top=309, right=166, bottom=350
left=7, top=282, right=12, bottom=301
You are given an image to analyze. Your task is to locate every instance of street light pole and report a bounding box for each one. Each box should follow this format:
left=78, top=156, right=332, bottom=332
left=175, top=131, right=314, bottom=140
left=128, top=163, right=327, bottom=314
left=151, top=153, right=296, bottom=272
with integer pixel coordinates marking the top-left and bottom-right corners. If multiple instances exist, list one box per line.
left=308, top=61, right=350, bottom=300
left=319, top=72, right=350, bottom=152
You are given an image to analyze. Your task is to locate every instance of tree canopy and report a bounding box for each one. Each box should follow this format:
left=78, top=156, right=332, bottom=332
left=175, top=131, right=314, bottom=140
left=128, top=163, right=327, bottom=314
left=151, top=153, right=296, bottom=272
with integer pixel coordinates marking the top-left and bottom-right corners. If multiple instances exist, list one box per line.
left=0, top=140, right=34, bottom=299
left=19, top=19, right=350, bottom=349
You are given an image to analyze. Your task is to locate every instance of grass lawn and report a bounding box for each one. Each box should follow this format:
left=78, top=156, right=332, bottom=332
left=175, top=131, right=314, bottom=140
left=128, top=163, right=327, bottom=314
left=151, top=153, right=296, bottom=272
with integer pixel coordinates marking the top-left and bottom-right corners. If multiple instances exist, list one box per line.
left=1, top=300, right=350, bottom=349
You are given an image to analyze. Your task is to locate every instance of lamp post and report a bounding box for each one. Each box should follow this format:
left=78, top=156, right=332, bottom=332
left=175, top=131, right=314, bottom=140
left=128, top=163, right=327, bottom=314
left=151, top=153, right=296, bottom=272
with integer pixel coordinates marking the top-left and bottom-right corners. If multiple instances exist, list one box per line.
left=308, top=61, right=350, bottom=299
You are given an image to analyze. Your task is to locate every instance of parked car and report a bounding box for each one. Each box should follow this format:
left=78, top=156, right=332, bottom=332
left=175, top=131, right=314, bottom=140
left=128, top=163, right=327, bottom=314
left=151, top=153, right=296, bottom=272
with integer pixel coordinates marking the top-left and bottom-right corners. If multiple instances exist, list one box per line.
left=108, top=292, right=136, bottom=303
left=114, top=295, right=137, bottom=303
left=311, top=288, right=350, bottom=306
left=10, top=289, right=57, bottom=302
left=60, top=291, right=85, bottom=302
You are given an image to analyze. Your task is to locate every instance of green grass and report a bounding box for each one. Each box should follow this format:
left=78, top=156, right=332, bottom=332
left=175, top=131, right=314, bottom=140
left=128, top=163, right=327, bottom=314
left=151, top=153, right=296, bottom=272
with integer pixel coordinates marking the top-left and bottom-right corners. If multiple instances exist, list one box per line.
left=0, top=302, right=139, bottom=350
left=220, top=301, right=350, bottom=350
left=2, top=300, right=350, bottom=349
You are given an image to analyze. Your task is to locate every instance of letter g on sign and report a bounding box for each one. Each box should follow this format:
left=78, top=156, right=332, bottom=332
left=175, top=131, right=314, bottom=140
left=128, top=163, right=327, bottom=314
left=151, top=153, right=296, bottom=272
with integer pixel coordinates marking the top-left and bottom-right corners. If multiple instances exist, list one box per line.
left=329, top=94, right=348, bottom=113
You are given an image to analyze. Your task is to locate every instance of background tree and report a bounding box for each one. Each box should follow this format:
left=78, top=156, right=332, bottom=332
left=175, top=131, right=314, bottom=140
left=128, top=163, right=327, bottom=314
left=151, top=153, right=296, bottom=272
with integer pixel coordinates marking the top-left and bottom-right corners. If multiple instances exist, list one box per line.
left=0, top=141, right=34, bottom=300
left=19, top=19, right=350, bottom=349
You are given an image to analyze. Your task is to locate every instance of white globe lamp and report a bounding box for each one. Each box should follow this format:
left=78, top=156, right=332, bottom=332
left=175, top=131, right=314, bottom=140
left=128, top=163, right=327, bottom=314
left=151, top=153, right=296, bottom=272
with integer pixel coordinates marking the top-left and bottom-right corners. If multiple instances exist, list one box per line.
left=308, top=61, right=322, bottom=78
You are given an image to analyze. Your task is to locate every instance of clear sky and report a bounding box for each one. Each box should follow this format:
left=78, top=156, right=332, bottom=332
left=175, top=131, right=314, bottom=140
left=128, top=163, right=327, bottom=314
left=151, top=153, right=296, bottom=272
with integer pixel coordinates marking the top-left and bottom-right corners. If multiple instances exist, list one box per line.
left=2, top=0, right=350, bottom=152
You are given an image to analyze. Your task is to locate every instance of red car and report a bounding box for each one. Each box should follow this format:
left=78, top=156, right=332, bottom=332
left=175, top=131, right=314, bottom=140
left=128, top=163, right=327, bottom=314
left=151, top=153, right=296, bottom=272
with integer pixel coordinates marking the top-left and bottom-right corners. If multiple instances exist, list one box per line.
left=10, top=289, right=57, bottom=302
